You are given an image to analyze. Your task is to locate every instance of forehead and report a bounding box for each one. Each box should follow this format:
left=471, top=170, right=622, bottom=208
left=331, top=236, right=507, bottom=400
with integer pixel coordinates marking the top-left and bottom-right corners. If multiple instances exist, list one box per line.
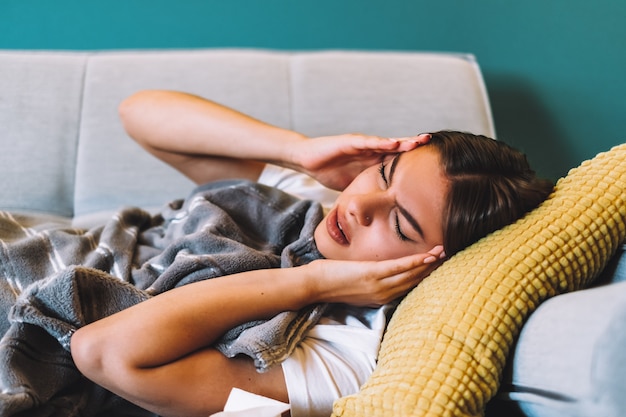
left=394, top=147, right=448, bottom=243
left=393, top=146, right=446, bottom=184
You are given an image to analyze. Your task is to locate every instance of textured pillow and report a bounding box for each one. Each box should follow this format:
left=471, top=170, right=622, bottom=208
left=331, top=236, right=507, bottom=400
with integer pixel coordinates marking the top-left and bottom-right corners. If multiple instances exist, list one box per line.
left=332, top=143, right=626, bottom=417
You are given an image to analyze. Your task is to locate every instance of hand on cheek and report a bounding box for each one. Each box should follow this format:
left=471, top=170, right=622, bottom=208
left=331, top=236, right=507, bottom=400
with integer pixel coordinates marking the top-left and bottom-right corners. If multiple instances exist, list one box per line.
left=307, top=245, right=446, bottom=307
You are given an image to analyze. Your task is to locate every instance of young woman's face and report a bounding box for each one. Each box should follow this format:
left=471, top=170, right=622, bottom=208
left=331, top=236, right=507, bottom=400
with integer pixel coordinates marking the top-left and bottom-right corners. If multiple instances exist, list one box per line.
left=314, top=146, right=448, bottom=261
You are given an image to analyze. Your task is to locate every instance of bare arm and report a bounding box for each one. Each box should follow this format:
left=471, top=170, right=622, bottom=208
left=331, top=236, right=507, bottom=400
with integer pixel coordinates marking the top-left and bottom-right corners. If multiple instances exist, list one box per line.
left=70, top=249, right=443, bottom=417
left=119, top=90, right=305, bottom=184
left=120, top=91, right=304, bottom=160
left=120, top=90, right=429, bottom=190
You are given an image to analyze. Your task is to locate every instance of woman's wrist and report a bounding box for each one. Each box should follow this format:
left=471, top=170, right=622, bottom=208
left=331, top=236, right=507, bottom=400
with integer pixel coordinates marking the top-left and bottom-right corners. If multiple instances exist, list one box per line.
left=295, top=261, right=342, bottom=305
left=264, top=131, right=309, bottom=173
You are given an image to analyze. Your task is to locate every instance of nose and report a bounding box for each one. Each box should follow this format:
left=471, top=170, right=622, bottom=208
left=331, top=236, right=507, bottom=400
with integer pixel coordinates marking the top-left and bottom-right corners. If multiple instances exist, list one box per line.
left=346, top=192, right=385, bottom=226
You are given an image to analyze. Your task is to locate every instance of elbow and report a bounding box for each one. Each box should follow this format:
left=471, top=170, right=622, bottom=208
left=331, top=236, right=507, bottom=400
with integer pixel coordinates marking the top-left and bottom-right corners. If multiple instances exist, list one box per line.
left=118, top=90, right=149, bottom=144
left=71, top=326, right=107, bottom=381
left=71, top=325, right=132, bottom=388
left=71, top=325, right=141, bottom=398
left=71, top=326, right=169, bottom=415
left=118, top=89, right=179, bottom=152
left=118, top=89, right=151, bottom=118
left=118, top=89, right=170, bottom=146
left=117, top=93, right=135, bottom=127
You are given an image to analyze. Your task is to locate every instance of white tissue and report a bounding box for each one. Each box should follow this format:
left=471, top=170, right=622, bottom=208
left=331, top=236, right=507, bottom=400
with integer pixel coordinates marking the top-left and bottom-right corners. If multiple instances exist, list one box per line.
left=209, top=387, right=290, bottom=417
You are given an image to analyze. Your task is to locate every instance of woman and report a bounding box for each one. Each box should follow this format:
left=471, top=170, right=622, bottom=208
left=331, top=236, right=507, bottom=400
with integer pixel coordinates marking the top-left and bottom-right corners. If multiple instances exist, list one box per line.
left=70, top=91, right=553, bottom=417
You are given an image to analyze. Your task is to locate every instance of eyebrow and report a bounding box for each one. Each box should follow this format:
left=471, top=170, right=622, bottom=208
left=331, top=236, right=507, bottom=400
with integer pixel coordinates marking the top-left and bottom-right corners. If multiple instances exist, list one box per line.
left=389, top=153, right=426, bottom=240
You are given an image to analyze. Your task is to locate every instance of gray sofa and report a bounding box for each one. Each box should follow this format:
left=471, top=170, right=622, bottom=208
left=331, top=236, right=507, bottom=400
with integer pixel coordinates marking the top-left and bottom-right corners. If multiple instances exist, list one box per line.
left=0, top=49, right=624, bottom=417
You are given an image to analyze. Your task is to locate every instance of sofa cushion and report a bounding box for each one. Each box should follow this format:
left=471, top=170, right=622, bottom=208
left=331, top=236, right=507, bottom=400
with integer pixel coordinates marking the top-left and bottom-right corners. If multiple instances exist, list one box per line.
left=331, top=143, right=626, bottom=417
left=74, top=50, right=292, bottom=218
left=289, top=51, right=495, bottom=138
left=0, top=49, right=495, bottom=221
left=0, top=51, right=86, bottom=217
left=73, top=50, right=496, bottom=220
left=491, top=244, right=626, bottom=417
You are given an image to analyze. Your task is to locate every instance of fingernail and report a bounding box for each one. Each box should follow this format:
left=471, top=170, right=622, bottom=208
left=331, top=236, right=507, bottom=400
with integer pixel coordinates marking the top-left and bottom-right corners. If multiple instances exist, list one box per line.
left=431, top=245, right=444, bottom=254
left=413, top=133, right=432, bottom=143
left=424, top=256, right=437, bottom=264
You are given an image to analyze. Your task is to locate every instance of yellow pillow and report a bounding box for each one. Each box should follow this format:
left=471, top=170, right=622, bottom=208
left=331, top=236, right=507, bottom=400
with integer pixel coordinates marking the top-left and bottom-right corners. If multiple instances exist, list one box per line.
left=332, top=143, right=626, bottom=417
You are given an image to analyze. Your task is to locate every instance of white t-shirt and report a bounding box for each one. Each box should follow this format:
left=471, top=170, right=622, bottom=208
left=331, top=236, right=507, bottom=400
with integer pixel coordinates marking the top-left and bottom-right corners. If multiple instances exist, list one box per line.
left=257, top=164, right=340, bottom=212
left=258, top=164, right=392, bottom=417
left=281, top=304, right=393, bottom=417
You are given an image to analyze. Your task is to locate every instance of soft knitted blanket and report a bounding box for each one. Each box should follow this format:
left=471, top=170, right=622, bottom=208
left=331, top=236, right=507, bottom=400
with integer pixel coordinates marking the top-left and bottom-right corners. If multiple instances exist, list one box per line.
left=0, top=180, right=325, bottom=417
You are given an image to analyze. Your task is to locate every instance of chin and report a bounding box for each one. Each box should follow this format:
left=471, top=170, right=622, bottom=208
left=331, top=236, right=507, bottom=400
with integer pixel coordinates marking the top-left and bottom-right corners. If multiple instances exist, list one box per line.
left=313, top=227, right=331, bottom=259
left=313, top=237, right=347, bottom=261
left=314, top=239, right=337, bottom=260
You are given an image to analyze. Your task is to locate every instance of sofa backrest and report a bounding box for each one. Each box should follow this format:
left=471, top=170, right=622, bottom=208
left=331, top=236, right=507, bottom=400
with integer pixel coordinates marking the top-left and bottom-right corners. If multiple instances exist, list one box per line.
left=0, top=49, right=495, bottom=222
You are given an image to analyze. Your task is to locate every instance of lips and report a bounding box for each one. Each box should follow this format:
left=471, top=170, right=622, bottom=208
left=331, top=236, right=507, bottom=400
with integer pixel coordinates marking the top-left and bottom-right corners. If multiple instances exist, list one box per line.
left=326, top=208, right=349, bottom=245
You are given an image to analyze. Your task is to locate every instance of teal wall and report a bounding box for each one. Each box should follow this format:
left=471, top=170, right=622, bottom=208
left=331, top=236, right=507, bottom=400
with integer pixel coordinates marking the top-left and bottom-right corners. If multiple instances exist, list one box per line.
left=2, top=0, right=625, bottom=180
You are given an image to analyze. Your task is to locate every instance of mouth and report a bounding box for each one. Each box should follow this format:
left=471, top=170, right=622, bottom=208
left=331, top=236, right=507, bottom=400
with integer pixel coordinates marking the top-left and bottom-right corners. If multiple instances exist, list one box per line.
left=325, top=208, right=349, bottom=245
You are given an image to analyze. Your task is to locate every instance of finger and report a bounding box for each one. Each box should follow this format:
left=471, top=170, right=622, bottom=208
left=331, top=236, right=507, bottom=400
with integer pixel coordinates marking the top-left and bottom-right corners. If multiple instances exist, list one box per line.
left=377, top=264, right=432, bottom=299
left=423, top=245, right=446, bottom=264
left=339, top=134, right=413, bottom=152
left=339, top=137, right=415, bottom=157
left=380, top=245, right=446, bottom=289
left=389, top=133, right=431, bottom=143
left=413, top=133, right=432, bottom=144
left=370, top=252, right=437, bottom=276
left=385, top=245, right=445, bottom=268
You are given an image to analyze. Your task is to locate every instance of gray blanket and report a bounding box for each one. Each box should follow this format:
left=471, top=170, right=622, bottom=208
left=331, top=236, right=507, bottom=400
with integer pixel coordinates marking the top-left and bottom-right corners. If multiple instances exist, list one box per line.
left=0, top=180, right=325, bottom=417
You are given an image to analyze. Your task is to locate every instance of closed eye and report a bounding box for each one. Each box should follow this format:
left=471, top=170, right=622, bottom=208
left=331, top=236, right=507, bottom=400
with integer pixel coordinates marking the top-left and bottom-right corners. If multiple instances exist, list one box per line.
left=378, top=161, right=388, bottom=185
left=395, top=213, right=411, bottom=241
left=379, top=156, right=413, bottom=242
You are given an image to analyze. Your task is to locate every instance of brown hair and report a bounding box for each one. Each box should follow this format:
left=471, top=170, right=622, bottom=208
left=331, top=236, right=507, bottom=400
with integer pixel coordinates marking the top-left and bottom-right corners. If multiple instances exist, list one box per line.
left=428, top=131, right=554, bottom=257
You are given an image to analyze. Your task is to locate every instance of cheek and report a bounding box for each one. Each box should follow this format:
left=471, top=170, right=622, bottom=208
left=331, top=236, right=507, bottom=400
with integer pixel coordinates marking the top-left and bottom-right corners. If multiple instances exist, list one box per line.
left=360, top=226, right=429, bottom=261
left=356, top=228, right=408, bottom=261
left=345, top=169, right=378, bottom=193
left=373, top=242, right=413, bottom=260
